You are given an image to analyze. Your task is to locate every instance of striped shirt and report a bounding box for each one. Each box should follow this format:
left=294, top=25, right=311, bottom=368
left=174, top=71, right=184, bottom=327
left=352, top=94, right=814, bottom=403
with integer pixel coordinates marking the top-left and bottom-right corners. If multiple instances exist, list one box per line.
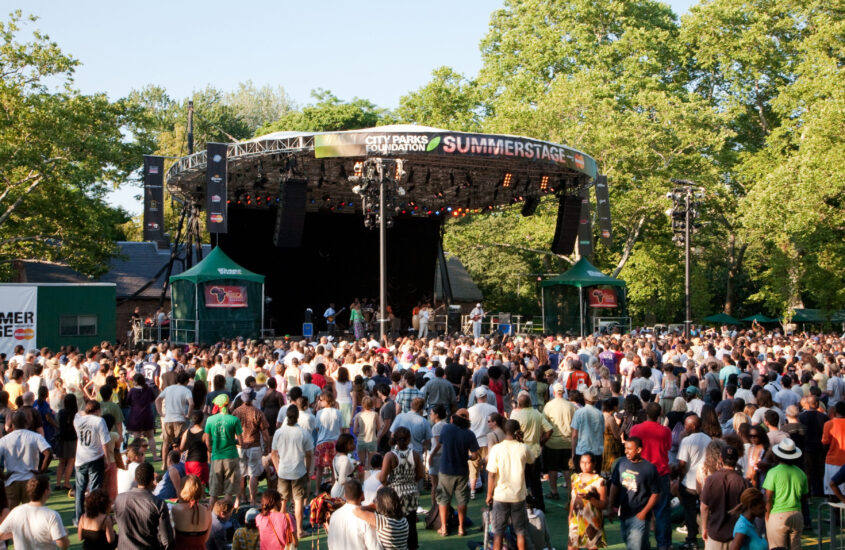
left=375, top=514, right=409, bottom=550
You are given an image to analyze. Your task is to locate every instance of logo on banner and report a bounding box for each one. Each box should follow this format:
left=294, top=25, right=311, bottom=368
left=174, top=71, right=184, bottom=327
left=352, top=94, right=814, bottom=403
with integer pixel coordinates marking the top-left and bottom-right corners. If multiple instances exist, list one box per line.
left=210, top=213, right=224, bottom=223
left=217, top=268, right=241, bottom=275
left=205, top=285, right=248, bottom=308
left=211, top=195, right=222, bottom=203
left=149, top=165, right=159, bottom=174
left=146, top=222, right=160, bottom=230
left=212, top=154, right=223, bottom=163
left=601, top=229, right=611, bottom=238
left=14, top=328, right=34, bottom=340
left=589, top=288, right=618, bottom=308
left=0, top=287, right=37, bottom=356
left=211, top=174, right=222, bottom=183
left=574, top=153, right=585, bottom=170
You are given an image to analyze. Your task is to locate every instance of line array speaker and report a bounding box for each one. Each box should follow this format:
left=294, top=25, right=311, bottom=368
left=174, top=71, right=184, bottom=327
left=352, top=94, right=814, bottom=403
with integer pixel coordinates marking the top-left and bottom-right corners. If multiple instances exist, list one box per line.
left=551, top=194, right=580, bottom=255
left=273, top=178, right=308, bottom=248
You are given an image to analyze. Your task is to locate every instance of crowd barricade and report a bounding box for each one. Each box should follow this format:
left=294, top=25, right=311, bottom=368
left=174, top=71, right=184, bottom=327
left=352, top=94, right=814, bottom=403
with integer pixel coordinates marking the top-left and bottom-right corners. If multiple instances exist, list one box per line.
left=818, top=501, right=845, bottom=550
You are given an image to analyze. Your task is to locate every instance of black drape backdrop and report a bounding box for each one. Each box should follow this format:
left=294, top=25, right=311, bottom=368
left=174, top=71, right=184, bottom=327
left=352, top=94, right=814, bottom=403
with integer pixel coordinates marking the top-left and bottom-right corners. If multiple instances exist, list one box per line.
left=218, top=208, right=442, bottom=335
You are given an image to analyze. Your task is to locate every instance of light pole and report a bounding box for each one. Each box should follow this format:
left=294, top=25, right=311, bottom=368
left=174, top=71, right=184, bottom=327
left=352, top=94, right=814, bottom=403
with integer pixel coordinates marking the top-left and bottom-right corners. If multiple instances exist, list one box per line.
left=350, top=158, right=406, bottom=342
left=667, top=180, right=703, bottom=339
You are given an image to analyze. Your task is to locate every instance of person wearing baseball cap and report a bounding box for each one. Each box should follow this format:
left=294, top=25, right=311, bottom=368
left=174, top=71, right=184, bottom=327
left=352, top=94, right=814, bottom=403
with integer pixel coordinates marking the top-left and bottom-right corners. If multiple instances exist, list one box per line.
left=205, top=392, right=243, bottom=511
left=700, top=445, right=748, bottom=550
left=469, top=303, right=485, bottom=340
left=763, top=438, right=808, bottom=550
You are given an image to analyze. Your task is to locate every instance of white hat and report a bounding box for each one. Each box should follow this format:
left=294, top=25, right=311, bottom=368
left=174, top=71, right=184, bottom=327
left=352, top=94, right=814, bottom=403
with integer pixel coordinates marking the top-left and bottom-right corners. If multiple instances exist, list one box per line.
left=475, top=387, right=487, bottom=398
left=476, top=303, right=482, bottom=307
left=772, top=438, right=802, bottom=460
left=553, top=383, right=565, bottom=394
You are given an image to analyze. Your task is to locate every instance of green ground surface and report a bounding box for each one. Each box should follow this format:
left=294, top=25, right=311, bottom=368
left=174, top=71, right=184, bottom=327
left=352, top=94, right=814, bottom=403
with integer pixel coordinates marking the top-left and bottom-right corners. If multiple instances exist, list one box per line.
left=38, top=430, right=835, bottom=550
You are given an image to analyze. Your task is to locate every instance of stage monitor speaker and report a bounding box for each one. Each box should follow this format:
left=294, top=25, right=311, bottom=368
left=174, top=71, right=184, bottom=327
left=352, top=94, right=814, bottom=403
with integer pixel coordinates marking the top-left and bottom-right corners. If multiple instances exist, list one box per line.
left=521, top=196, right=540, bottom=217
left=273, top=178, right=308, bottom=248
left=447, top=305, right=461, bottom=332
left=551, top=194, right=580, bottom=255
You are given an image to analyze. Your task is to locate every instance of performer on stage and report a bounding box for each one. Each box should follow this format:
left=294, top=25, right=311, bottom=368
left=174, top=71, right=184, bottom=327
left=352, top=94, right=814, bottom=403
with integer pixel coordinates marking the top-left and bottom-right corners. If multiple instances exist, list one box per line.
left=469, top=302, right=485, bottom=339
left=350, top=302, right=365, bottom=340
left=418, top=303, right=430, bottom=339
left=324, top=303, right=337, bottom=335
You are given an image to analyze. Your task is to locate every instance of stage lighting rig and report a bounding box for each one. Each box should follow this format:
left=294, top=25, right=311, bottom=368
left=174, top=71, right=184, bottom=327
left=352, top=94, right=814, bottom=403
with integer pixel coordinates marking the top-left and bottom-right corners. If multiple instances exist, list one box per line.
left=666, top=179, right=705, bottom=338
left=348, top=158, right=406, bottom=341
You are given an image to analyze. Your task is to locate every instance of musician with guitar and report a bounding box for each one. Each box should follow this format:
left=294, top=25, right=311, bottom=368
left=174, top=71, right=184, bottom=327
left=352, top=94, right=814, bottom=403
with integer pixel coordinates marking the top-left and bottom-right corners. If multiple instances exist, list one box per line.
left=469, top=303, right=485, bottom=339
left=323, top=303, right=346, bottom=335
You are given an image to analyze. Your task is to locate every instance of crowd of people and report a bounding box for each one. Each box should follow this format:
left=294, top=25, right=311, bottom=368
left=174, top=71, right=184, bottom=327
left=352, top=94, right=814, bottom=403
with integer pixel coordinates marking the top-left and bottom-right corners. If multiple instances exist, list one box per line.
left=0, top=324, right=843, bottom=550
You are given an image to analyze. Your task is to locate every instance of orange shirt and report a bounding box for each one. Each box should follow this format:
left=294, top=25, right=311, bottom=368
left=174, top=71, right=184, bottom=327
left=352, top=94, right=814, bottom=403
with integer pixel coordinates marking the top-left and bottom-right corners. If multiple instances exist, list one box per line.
left=822, top=417, right=845, bottom=465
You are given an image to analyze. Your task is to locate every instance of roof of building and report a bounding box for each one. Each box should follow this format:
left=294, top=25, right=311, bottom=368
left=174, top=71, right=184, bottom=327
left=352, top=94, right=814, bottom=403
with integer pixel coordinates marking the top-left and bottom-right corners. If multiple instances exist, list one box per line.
left=16, top=242, right=210, bottom=299
left=434, top=254, right=483, bottom=302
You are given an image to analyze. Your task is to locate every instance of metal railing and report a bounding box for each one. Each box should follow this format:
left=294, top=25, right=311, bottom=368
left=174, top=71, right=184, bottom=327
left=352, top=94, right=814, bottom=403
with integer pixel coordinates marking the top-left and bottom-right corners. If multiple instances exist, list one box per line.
left=818, top=501, right=845, bottom=550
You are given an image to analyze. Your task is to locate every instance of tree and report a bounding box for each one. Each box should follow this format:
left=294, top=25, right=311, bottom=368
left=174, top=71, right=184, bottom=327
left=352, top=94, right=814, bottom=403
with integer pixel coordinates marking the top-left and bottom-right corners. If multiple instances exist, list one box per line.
left=0, top=12, right=137, bottom=277
left=224, top=80, right=295, bottom=134
left=396, top=67, right=483, bottom=131
left=437, top=0, right=735, bottom=321
left=256, top=89, right=393, bottom=135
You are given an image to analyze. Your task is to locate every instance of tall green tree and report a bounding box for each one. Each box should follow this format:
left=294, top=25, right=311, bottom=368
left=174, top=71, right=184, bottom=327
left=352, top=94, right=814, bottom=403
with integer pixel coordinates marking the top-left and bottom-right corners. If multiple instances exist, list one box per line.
left=396, top=67, right=483, bottom=131
left=0, top=12, right=136, bottom=277
left=257, top=89, right=393, bottom=135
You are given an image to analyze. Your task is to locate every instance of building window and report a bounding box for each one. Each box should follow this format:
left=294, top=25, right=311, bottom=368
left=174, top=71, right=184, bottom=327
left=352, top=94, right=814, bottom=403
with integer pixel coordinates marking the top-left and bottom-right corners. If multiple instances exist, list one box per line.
left=59, top=315, right=98, bottom=337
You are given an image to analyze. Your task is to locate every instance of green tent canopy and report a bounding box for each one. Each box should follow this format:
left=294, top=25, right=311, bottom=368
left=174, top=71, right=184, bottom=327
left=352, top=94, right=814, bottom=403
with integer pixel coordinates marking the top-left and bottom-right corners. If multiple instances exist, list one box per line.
left=170, top=247, right=265, bottom=344
left=741, top=313, right=779, bottom=323
left=171, top=246, right=264, bottom=284
left=703, top=313, right=741, bottom=324
left=790, top=309, right=845, bottom=323
left=541, top=258, right=627, bottom=337
left=540, top=258, right=626, bottom=288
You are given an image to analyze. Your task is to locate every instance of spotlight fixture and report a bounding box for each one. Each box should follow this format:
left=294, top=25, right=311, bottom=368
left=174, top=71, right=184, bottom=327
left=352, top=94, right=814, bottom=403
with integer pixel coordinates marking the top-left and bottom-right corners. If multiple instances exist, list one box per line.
left=502, top=172, right=513, bottom=187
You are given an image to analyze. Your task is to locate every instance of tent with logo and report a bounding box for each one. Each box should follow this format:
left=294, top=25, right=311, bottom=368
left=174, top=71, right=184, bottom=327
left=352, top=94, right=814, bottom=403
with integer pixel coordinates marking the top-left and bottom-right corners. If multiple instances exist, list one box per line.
left=540, top=258, right=627, bottom=337
left=169, top=247, right=265, bottom=344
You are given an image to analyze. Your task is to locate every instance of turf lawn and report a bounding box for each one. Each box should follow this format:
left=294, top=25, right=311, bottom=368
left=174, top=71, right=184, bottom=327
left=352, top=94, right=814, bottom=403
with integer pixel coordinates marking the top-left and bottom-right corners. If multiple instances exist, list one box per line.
left=39, top=441, right=835, bottom=550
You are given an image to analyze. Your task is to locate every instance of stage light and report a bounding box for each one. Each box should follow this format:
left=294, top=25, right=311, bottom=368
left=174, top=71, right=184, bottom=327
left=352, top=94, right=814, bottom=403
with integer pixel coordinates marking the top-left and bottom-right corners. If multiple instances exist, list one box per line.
left=503, top=173, right=513, bottom=187
left=447, top=207, right=452, bottom=212
left=540, top=175, right=550, bottom=191
left=354, top=162, right=363, bottom=177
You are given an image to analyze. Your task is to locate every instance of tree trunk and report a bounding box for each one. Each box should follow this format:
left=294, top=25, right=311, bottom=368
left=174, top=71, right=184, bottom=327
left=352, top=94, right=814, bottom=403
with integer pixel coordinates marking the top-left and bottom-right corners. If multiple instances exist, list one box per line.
left=611, top=215, right=646, bottom=278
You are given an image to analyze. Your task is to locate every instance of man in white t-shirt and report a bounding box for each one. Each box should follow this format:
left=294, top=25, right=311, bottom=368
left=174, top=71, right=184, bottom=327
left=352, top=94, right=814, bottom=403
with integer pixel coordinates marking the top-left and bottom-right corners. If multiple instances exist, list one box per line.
left=0, top=412, right=52, bottom=507
left=155, top=371, right=194, bottom=465
left=73, top=400, right=111, bottom=523
left=327, top=481, right=381, bottom=550
left=468, top=389, right=498, bottom=499
left=677, top=414, right=712, bottom=547
left=272, top=406, right=313, bottom=538
left=0, top=476, right=68, bottom=549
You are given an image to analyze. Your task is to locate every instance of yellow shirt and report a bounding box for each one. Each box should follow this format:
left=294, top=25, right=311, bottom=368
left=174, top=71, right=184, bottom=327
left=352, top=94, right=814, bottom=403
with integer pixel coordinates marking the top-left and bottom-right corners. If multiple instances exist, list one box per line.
left=5, top=381, right=22, bottom=410
left=486, top=439, right=534, bottom=503
left=511, top=407, right=553, bottom=458
left=543, top=397, right=576, bottom=450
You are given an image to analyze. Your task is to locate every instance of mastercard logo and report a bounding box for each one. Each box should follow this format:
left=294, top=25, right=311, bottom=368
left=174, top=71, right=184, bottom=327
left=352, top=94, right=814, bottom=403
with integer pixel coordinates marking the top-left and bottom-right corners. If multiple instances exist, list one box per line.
left=14, top=328, right=34, bottom=340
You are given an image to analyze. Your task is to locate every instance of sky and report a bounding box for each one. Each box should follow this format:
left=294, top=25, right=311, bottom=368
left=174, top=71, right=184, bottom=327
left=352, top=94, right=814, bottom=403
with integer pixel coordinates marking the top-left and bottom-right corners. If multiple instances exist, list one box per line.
left=9, top=0, right=698, bottom=214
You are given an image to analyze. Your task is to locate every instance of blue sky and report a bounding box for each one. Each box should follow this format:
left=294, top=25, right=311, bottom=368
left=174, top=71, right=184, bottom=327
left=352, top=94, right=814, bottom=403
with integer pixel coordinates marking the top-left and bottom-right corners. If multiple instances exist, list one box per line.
left=9, top=0, right=698, bottom=214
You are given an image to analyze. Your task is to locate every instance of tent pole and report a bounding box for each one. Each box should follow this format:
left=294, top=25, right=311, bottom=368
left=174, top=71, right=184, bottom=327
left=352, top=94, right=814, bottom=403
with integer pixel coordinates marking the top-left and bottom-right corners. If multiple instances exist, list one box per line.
left=195, top=282, right=199, bottom=344
left=541, top=288, right=546, bottom=334
left=579, top=285, right=584, bottom=338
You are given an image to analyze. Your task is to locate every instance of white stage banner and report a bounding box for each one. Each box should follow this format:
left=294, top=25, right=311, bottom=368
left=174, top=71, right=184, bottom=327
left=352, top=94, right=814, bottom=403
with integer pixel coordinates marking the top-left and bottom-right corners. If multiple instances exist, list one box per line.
left=0, top=286, right=37, bottom=358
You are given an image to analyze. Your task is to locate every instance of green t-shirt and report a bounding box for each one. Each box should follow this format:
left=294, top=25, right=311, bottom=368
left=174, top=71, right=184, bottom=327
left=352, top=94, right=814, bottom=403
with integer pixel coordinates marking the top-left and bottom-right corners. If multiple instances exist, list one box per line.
left=762, top=463, right=808, bottom=514
left=204, top=412, right=242, bottom=460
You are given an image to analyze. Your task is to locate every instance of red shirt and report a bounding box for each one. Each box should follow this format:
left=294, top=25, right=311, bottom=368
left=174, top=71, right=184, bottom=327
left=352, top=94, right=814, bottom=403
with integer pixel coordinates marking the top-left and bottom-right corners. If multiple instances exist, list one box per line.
left=566, top=370, right=592, bottom=390
left=629, top=420, right=671, bottom=476
left=311, top=373, right=326, bottom=389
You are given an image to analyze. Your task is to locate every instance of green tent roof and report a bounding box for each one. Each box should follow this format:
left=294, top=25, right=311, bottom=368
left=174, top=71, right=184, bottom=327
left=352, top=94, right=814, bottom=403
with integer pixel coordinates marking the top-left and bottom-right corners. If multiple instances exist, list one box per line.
left=703, top=313, right=741, bottom=324
left=540, top=258, right=626, bottom=289
left=741, top=313, right=779, bottom=323
left=170, top=246, right=264, bottom=284
left=791, top=308, right=845, bottom=323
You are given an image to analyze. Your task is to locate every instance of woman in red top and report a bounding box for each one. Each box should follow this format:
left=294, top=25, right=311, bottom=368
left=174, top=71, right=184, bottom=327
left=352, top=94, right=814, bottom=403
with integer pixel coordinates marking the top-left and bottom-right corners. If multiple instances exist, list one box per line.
left=487, top=366, right=507, bottom=414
